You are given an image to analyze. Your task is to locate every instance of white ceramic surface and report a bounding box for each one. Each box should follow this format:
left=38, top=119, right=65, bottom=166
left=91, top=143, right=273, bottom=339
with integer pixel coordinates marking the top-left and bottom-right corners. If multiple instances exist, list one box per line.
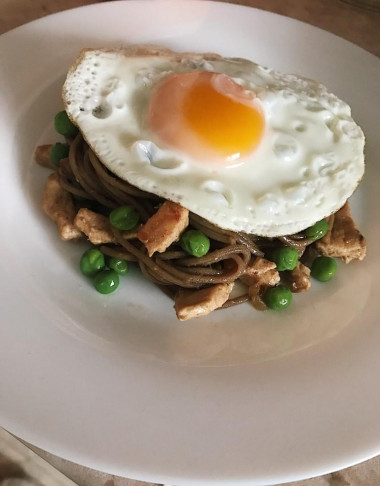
left=0, top=2, right=379, bottom=485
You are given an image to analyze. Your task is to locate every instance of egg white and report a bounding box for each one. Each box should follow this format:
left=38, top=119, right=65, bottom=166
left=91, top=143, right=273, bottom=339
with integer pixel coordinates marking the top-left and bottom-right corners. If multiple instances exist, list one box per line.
left=63, top=46, right=365, bottom=237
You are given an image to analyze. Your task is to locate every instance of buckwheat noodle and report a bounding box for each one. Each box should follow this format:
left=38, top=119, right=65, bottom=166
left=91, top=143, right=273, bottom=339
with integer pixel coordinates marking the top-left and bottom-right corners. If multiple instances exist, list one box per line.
left=57, top=133, right=317, bottom=307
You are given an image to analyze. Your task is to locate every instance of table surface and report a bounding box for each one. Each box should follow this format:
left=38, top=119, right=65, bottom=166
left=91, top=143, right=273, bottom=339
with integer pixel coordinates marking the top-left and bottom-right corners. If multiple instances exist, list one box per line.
left=1, top=1, right=379, bottom=485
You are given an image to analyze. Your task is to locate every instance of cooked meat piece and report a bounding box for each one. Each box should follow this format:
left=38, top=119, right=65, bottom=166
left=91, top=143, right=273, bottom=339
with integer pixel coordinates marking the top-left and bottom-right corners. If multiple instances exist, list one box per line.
left=283, top=262, right=311, bottom=293
left=239, top=257, right=280, bottom=287
left=74, top=208, right=116, bottom=245
left=174, top=282, right=234, bottom=321
left=35, top=144, right=55, bottom=169
left=316, top=202, right=366, bottom=263
left=42, top=172, right=82, bottom=241
left=239, top=258, right=283, bottom=311
left=248, top=283, right=268, bottom=311
left=138, top=200, right=189, bottom=256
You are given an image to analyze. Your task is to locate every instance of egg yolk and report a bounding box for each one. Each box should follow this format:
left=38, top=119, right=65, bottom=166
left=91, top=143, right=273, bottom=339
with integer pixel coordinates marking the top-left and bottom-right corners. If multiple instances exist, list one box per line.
left=148, top=71, right=265, bottom=165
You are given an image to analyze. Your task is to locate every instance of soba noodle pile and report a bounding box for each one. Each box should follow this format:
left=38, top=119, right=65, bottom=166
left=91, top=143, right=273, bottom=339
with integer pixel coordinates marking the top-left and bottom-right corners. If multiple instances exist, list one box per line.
left=55, top=133, right=316, bottom=309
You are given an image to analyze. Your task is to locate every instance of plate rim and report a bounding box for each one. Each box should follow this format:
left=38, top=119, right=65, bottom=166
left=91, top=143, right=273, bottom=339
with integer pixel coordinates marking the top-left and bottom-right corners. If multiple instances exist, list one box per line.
left=1, top=2, right=380, bottom=485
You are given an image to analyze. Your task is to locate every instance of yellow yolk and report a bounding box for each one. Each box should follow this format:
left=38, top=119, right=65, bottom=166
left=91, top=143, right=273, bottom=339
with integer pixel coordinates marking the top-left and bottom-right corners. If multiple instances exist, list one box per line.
left=148, top=71, right=265, bottom=165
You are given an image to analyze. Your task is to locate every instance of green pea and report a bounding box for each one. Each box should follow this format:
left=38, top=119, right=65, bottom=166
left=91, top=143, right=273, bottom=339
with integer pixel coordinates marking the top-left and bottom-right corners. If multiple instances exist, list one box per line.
left=271, top=246, right=299, bottom=271
left=54, top=110, right=79, bottom=138
left=108, top=257, right=128, bottom=275
left=109, top=206, right=140, bottom=230
left=264, top=285, right=293, bottom=310
left=94, top=270, right=119, bottom=294
left=50, top=142, right=70, bottom=167
left=311, top=256, right=337, bottom=282
left=305, top=219, right=329, bottom=240
left=180, top=229, right=210, bottom=258
left=80, top=248, right=105, bottom=277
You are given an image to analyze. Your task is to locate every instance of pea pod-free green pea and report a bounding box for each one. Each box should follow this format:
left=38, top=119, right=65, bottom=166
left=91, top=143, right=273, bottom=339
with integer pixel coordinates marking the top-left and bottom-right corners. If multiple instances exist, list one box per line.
left=311, top=256, right=337, bottom=282
left=180, top=229, right=210, bottom=258
left=108, top=257, right=128, bottom=275
left=50, top=142, right=70, bottom=167
left=54, top=110, right=79, bottom=138
left=94, top=270, right=119, bottom=294
left=109, top=206, right=140, bottom=231
left=271, top=246, right=299, bottom=271
left=80, top=248, right=105, bottom=277
left=305, top=219, right=329, bottom=240
left=264, top=286, right=293, bottom=310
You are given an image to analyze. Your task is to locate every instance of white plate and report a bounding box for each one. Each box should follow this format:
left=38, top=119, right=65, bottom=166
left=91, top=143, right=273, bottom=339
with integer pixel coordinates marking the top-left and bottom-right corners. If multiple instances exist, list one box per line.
left=0, top=2, right=379, bottom=485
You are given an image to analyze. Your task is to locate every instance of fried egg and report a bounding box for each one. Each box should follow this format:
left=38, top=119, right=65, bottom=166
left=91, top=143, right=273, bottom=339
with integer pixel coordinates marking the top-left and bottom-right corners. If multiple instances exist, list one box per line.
left=63, top=46, right=365, bottom=236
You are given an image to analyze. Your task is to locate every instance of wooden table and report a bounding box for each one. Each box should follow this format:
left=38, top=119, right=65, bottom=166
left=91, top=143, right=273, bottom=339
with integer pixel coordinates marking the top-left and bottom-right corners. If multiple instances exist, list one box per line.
left=1, top=1, right=379, bottom=485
